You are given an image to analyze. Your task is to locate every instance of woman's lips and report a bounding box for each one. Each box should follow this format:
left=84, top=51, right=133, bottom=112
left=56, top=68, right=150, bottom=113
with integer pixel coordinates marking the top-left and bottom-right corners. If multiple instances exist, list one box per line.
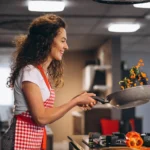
left=60, top=51, right=64, bottom=56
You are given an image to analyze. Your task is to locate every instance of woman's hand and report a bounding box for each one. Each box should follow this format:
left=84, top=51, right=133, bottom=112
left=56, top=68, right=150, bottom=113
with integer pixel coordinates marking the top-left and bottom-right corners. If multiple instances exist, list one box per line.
left=72, top=92, right=97, bottom=110
left=81, top=102, right=96, bottom=111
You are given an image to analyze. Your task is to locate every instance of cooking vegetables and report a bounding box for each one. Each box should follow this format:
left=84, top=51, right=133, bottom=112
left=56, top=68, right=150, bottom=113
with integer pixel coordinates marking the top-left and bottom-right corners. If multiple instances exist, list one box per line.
left=126, top=131, right=143, bottom=149
left=119, top=59, right=148, bottom=90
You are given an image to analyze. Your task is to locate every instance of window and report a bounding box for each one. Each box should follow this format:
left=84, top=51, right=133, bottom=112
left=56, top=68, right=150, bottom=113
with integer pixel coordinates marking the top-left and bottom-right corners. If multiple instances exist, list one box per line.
left=0, top=67, right=13, bottom=106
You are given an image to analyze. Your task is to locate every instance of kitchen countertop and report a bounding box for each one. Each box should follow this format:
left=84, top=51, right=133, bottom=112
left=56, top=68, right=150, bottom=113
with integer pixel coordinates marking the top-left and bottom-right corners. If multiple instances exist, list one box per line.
left=68, top=135, right=149, bottom=150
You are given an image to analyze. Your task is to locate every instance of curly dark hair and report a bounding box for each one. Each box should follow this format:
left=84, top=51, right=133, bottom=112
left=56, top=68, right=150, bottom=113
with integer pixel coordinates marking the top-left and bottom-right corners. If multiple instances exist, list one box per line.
left=7, top=14, right=66, bottom=88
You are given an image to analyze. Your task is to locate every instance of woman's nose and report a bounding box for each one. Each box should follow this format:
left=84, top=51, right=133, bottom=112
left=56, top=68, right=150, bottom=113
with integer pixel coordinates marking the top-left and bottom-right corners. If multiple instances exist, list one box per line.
left=65, top=43, right=69, bottom=50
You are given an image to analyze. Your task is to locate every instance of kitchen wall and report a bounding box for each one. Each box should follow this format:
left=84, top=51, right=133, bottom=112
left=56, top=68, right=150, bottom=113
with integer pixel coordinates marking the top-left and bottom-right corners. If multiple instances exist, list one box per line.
left=122, top=51, right=150, bottom=133
left=49, top=50, right=95, bottom=142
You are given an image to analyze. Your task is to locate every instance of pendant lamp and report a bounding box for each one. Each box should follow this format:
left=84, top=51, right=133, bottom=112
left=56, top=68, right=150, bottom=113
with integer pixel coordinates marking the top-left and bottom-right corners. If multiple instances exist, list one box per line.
left=93, top=0, right=150, bottom=4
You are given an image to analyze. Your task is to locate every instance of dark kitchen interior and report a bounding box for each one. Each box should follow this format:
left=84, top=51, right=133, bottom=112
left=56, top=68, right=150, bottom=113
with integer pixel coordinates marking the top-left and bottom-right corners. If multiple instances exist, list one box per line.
left=0, top=0, right=150, bottom=149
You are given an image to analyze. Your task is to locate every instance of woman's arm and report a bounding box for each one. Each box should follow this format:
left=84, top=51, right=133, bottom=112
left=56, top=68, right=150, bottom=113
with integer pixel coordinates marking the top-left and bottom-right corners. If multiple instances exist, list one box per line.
left=22, top=81, right=96, bottom=126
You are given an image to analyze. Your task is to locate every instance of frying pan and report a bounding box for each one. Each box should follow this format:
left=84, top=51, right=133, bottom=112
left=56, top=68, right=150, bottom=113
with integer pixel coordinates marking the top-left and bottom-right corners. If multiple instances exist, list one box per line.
left=92, top=85, right=150, bottom=109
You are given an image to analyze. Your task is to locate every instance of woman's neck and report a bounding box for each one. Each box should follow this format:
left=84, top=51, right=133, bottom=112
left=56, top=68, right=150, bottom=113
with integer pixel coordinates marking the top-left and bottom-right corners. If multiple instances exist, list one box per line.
left=41, top=57, right=52, bottom=74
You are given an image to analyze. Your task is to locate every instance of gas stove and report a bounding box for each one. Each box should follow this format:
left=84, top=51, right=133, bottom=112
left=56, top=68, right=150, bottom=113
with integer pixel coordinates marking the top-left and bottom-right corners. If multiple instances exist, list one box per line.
left=87, top=132, right=150, bottom=149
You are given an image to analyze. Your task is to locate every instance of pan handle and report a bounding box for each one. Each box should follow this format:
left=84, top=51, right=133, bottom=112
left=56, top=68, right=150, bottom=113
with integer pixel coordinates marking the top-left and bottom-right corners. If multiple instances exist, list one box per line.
left=92, top=96, right=109, bottom=104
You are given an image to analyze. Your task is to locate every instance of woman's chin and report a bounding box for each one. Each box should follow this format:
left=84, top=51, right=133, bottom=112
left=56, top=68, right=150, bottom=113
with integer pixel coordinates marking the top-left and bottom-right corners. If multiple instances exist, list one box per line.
left=55, top=57, right=62, bottom=61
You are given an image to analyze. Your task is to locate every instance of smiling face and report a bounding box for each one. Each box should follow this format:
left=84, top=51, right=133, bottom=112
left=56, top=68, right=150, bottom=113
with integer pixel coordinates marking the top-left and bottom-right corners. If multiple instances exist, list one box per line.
left=50, top=27, right=68, bottom=61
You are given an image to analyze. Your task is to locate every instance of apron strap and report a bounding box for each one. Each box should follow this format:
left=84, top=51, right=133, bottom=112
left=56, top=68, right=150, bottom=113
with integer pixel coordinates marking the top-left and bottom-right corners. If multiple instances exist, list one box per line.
left=36, top=65, right=51, bottom=150
left=41, top=128, right=47, bottom=150
left=37, top=65, right=50, bottom=90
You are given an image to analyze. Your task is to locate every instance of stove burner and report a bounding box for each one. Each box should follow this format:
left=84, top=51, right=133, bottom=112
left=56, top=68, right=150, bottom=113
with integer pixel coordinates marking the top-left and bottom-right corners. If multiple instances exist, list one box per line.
left=141, top=133, right=150, bottom=147
left=87, top=132, right=150, bottom=148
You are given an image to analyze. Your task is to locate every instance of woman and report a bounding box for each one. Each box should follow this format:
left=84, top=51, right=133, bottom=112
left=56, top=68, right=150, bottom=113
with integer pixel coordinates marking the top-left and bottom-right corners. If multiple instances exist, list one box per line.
left=1, top=14, right=97, bottom=150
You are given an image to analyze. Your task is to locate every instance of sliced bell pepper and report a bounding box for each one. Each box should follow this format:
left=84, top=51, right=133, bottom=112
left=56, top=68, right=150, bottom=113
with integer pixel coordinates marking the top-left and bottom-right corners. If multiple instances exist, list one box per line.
left=126, top=131, right=143, bottom=149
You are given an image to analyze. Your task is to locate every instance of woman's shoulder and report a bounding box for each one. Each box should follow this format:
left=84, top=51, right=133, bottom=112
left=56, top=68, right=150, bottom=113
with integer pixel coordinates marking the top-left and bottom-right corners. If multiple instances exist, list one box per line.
left=21, top=65, right=43, bottom=82
left=22, top=65, right=42, bottom=77
left=23, top=65, right=38, bottom=71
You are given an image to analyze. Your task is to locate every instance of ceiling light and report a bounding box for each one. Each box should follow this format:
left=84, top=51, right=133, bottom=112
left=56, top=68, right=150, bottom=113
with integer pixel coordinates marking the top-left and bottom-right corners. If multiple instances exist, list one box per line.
left=28, top=1, right=65, bottom=12
left=133, top=2, right=150, bottom=8
left=108, top=23, right=140, bottom=33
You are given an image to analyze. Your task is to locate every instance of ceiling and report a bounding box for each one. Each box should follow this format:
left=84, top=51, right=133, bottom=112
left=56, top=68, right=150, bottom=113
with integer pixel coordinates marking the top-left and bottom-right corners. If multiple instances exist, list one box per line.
left=0, top=0, right=150, bottom=56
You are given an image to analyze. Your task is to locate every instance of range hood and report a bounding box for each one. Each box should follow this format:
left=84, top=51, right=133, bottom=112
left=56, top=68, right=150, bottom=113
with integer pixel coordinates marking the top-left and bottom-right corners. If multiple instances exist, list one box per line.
left=93, top=0, right=150, bottom=4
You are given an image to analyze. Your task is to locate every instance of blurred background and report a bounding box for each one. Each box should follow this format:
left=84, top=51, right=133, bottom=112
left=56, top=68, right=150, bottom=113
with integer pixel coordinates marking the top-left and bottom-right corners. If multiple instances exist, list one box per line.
left=0, top=0, right=150, bottom=149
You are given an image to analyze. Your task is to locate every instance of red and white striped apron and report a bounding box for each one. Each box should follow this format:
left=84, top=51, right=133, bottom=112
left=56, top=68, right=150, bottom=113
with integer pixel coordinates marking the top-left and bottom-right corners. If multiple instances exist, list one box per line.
left=14, top=65, right=55, bottom=150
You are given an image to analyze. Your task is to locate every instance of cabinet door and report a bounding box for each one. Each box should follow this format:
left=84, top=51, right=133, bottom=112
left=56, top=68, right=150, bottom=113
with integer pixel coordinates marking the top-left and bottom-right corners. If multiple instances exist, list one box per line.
left=84, top=108, right=111, bottom=134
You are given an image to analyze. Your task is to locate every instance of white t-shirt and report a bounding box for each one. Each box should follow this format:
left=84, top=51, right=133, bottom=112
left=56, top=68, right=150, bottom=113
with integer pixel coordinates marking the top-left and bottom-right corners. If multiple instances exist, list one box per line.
left=14, top=65, right=50, bottom=115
